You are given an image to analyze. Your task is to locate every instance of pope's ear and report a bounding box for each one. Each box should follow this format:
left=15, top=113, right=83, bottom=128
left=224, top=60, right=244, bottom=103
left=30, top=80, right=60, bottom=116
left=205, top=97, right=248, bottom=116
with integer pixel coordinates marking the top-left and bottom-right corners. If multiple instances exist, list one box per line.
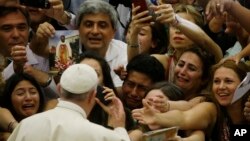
left=87, top=89, right=97, bottom=103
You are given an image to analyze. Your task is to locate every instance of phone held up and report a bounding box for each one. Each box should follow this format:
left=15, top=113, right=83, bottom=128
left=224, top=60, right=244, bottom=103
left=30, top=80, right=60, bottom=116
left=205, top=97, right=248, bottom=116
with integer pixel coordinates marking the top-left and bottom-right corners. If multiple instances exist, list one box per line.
left=96, top=85, right=111, bottom=105
left=132, top=0, right=149, bottom=14
left=19, top=0, right=50, bottom=9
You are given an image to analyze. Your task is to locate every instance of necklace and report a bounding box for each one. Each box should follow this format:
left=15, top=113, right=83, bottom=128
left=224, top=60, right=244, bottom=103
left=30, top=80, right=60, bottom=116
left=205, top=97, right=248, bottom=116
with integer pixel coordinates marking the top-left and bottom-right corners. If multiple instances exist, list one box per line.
left=222, top=118, right=230, bottom=141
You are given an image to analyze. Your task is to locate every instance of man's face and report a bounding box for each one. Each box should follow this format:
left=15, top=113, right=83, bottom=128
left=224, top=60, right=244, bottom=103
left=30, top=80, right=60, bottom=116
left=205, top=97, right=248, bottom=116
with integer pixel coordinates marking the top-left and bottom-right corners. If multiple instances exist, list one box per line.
left=122, top=71, right=153, bottom=110
left=78, top=13, right=116, bottom=51
left=0, top=11, right=29, bottom=57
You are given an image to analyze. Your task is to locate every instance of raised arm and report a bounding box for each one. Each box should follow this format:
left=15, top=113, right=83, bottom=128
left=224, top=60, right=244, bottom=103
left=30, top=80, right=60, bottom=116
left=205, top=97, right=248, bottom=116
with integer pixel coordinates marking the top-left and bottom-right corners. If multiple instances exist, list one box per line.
left=153, top=4, right=223, bottom=62
left=29, top=22, right=55, bottom=57
left=127, top=4, right=152, bottom=61
left=150, top=94, right=205, bottom=112
left=206, top=0, right=250, bottom=33
left=171, top=14, right=223, bottom=62
left=133, top=99, right=217, bottom=131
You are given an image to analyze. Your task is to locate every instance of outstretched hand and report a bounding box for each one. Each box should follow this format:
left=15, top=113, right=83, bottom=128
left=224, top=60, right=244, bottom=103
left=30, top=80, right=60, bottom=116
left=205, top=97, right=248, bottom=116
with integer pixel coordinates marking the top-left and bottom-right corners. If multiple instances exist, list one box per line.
left=222, top=54, right=242, bottom=65
left=132, top=99, right=158, bottom=125
left=205, top=0, right=235, bottom=20
left=148, top=94, right=170, bottom=113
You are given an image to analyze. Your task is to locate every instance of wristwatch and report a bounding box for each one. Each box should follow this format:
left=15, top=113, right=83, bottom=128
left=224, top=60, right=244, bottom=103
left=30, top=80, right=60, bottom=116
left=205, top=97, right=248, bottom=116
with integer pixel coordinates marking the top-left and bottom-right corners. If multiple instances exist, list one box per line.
left=64, top=11, right=72, bottom=25
left=59, top=11, right=72, bottom=26
left=42, top=76, right=52, bottom=87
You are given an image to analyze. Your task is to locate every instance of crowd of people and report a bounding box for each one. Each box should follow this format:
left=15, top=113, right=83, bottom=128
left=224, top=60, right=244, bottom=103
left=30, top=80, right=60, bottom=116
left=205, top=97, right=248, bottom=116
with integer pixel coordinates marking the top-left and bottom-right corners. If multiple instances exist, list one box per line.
left=0, top=0, right=250, bottom=141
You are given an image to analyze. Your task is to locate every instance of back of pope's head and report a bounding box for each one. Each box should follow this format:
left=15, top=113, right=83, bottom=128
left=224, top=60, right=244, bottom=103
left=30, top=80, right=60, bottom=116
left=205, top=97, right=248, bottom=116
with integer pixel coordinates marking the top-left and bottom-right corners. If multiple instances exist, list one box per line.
left=59, top=64, right=98, bottom=97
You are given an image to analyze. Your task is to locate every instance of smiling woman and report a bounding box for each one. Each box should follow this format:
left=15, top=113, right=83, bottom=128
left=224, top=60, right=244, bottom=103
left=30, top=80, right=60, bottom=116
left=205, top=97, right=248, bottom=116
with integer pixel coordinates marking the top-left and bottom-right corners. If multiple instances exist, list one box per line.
left=210, top=60, right=250, bottom=140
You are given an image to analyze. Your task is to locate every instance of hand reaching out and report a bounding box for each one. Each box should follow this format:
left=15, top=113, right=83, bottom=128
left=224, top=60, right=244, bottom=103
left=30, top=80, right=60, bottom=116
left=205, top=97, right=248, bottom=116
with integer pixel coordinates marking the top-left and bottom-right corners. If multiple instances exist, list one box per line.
left=223, top=54, right=242, bottom=64
left=205, top=0, right=235, bottom=20
left=148, top=94, right=170, bottom=113
left=132, top=99, right=158, bottom=125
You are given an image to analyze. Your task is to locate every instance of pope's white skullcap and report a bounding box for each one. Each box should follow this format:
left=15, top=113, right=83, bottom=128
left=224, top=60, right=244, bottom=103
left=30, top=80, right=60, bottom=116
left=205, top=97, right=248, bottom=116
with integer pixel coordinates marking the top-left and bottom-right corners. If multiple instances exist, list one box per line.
left=60, top=64, right=98, bottom=94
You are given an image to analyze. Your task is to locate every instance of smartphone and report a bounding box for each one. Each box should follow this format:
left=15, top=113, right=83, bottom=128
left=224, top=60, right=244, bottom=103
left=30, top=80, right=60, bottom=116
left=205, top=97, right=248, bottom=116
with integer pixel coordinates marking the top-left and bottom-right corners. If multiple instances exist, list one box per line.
left=19, top=0, right=50, bottom=9
left=96, top=86, right=111, bottom=105
left=132, top=0, right=149, bottom=14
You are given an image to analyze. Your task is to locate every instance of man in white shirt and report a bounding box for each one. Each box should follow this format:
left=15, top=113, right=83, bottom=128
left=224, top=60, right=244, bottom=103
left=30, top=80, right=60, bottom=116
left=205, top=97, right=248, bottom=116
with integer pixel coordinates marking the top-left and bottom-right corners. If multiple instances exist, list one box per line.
left=77, top=0, right=128, bottom=88
left=8, top=64, right=130, bottom=141
left=34, top=0, right=128, bottom=88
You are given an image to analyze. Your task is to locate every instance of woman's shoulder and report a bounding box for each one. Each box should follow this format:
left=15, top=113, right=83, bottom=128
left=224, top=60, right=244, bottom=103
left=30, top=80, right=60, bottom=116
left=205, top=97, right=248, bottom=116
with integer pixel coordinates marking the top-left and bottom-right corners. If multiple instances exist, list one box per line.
left=151, top=54, right=171, bottom=70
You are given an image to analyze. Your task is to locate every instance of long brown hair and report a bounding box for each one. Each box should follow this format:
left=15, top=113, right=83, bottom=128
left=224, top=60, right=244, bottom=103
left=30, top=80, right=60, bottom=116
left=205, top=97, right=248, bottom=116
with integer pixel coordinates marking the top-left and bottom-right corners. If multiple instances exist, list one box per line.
left=210, top=60, right=250, bottom=141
